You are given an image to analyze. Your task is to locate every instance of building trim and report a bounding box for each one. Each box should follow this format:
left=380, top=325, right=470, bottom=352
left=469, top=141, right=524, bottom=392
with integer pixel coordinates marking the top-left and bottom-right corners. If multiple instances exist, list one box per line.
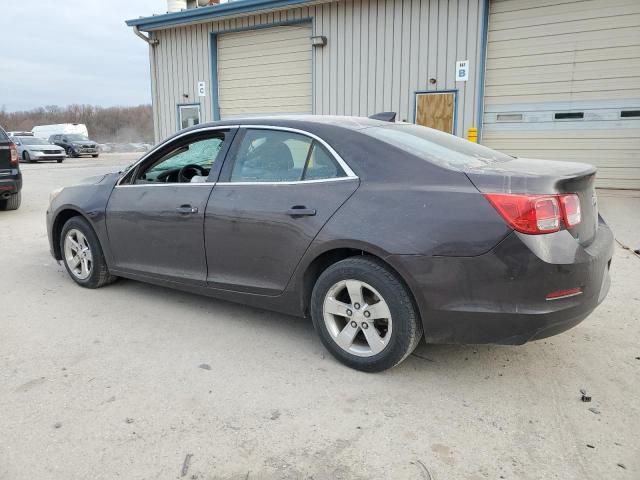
left=126, top=0, right=316, bottom=31
left=412, top=89, right=459, bottom=136
left=209, top=18, right=314, bottom=121
left=476, top=0, right=490, bottom=143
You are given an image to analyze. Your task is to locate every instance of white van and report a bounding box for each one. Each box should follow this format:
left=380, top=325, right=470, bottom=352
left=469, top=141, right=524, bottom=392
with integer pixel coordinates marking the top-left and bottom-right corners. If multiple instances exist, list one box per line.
left=32, top=123, right=89, bottom=140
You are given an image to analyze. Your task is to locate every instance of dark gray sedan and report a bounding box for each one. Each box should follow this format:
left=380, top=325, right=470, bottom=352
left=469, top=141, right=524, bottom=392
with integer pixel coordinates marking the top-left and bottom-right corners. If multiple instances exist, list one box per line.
left=46, top=116, right=614, bottom=372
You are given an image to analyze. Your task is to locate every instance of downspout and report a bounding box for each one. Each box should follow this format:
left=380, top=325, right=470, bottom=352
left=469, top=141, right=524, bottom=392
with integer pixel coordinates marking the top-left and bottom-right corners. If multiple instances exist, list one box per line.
left=133, top=25, right=159, bottom=46
left=476, top=0, right=490, bottom=144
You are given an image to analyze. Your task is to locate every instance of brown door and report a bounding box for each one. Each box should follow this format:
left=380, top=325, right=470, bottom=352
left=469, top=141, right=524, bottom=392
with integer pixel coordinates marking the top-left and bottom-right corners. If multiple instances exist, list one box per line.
left=415, top=92, right=455, bottom=133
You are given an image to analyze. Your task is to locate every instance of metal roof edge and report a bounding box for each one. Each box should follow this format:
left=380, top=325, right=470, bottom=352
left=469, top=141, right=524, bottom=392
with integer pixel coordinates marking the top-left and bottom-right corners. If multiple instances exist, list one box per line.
left=125, top=0, right=314, bottom=31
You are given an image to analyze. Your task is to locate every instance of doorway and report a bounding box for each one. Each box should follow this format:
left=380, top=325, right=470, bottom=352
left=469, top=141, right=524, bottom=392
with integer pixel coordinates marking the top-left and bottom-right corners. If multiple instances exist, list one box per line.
left=415, top=91, right=456, bottom=134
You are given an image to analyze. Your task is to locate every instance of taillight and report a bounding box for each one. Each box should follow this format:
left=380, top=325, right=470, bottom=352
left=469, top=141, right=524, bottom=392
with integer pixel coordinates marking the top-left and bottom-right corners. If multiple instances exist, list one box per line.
left=484, top=193, right=581, bottom=235
left=560, top=194, right=581, bottom=228
left=9, top=143, right=18, bottom=166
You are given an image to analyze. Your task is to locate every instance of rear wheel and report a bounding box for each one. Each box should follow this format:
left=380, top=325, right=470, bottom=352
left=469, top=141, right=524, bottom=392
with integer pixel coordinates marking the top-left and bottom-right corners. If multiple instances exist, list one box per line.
left=311, top=257, right=422, bottom=372
left=0, top=192, right=21, bottom=211
left=60, top=216, right=116, bottom=288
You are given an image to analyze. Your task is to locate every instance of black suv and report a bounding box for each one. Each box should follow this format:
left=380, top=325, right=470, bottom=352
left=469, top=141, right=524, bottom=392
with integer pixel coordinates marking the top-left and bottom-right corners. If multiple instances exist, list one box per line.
left=50, top=133, right=99, bottom=158
left=0, top=126, right=22, bottom=210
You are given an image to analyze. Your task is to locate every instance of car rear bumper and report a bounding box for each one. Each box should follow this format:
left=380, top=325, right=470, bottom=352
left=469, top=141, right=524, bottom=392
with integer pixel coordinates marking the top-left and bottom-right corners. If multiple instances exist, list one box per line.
left=389, top=218, right=614, bottom=345
left=0, top=172, right=22, bottom=195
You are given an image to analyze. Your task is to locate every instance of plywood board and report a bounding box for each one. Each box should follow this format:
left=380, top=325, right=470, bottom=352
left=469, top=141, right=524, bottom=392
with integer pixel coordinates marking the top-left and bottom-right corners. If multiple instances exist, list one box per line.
left=416, top=93, right=455, bottom=133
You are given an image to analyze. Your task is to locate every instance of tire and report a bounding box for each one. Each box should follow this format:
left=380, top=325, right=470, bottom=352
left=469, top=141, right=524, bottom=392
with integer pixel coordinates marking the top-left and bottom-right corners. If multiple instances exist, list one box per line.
left=0, top=192, right=21, bottom=211
left=59, top=216, right=116, bottom=288
left=92, top=154, right=99, bottom=158
left=57, top=159, right=64, bottom=163
left=66, top=147, right=77, bottom=158
left=311, top=257, right=423, bottom=372
left=23, top=151, right=33, bottom=163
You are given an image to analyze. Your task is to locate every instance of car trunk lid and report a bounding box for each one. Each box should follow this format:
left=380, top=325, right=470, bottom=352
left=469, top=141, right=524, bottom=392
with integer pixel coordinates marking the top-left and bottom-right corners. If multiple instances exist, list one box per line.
left=465, top=158, right=598, bottom=246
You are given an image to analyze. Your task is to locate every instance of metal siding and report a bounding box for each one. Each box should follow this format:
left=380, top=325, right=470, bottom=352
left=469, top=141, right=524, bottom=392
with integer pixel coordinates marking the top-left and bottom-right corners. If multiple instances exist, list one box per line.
left=484, top=0, right=640, bottom=189
left=151, top=0, right=485, bottom=143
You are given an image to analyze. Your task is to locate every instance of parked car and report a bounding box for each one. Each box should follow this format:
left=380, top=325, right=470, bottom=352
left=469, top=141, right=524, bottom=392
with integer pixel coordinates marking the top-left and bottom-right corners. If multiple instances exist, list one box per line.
left=0, top=126, right=22, bottom=210
left=49, top=133, right=99, bottom=158
left=7, top=131, right=33, bottom=137
left=32, top=123, right=88, bottom=139
left=11, top=135, right=65, bottom=163
left=46, top=116, right=614, bottom=372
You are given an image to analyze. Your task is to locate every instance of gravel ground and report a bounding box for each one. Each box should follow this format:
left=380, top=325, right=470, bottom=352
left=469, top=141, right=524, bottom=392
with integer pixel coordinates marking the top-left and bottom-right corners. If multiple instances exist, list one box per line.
left=1, top=154, right=638, bottom=480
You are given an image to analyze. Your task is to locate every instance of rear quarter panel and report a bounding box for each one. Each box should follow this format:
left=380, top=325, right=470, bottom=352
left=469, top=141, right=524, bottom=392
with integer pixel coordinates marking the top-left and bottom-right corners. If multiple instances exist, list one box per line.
left=305, top=127, right=512, bottom=257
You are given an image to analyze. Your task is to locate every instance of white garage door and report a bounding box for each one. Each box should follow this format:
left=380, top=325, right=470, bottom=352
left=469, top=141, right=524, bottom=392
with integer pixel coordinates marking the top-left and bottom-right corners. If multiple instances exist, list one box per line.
left=217, top=24, right=312, bottom=119
left=482, top=0, right=640, bottom=189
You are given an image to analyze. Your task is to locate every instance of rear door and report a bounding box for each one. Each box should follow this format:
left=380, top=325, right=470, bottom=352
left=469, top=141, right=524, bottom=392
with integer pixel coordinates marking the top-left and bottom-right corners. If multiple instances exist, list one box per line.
left=204, top=127, right=359, bottom=295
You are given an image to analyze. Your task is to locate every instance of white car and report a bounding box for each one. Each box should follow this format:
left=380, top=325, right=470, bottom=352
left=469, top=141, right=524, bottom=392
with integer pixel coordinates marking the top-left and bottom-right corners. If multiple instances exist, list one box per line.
left=11, top=135, right=66, bottom=163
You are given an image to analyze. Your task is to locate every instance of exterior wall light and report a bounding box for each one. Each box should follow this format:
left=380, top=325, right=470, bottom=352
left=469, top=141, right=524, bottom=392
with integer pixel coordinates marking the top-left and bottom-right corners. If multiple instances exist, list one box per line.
left=311, top=35, right=327, bottom=47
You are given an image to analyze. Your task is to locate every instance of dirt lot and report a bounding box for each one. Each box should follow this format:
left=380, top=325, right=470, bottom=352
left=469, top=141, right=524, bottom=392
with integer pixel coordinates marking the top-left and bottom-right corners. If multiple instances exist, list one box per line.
left=1, top=154, right=639, bottom=480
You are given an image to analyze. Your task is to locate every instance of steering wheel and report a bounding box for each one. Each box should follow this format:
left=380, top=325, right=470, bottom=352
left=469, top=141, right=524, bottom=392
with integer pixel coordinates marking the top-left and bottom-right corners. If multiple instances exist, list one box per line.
left=178, top=164, right=207, bottom=183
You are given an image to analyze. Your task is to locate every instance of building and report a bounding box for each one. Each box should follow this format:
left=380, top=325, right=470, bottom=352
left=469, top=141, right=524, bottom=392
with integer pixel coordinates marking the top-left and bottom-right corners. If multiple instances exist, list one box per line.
left=127, top=0, right=640, bottom=189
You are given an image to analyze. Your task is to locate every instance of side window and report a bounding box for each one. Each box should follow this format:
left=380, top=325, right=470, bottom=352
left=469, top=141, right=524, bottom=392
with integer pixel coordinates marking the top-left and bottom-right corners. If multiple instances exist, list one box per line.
left=229, top=129, right=346, bottom=183
left=134, top=135, right=225, bottom=184
left=304, top=143, right=346, bottom=180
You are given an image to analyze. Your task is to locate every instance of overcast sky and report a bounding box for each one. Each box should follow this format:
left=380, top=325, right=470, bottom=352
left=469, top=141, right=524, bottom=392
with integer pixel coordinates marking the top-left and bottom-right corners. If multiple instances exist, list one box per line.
left=1, top=0, right=167, bottom=112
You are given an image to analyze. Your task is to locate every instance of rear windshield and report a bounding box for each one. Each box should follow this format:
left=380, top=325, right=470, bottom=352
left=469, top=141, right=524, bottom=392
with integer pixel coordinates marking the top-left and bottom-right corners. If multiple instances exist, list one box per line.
left=361, top=124, right=513, bottom=170
left=0, top=127, right=8, bottom=142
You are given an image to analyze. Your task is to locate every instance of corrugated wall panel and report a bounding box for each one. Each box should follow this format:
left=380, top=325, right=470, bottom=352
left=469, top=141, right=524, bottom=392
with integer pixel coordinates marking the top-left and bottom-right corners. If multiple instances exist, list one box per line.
left=149, top=0, right=485, bottom=142
left=484, top=0, right=640, bottom=189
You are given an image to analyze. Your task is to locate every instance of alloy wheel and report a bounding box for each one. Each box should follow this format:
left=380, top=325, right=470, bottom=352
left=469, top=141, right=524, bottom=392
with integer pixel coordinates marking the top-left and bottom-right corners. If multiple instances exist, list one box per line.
left=63, top=229, right=93, bottom=280
left=322, top=279, right=392, bottom=357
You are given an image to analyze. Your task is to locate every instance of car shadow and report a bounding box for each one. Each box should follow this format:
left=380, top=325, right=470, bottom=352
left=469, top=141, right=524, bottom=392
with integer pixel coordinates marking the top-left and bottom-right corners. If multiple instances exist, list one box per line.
left=101, top=277, right=532, bottom=376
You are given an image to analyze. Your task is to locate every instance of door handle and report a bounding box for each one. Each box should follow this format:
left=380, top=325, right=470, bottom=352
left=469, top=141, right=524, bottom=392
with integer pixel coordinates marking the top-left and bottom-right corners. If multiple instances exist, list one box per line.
left=176, top=205, right=198, bottom=214
left=286, top=205, right=316, bottom=217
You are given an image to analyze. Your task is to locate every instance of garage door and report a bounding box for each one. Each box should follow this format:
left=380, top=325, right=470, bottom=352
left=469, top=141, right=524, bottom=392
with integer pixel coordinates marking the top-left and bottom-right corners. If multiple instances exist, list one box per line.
left=482, top=0, right=640, bottom=189
left=216, top=24, right=312, bottom=119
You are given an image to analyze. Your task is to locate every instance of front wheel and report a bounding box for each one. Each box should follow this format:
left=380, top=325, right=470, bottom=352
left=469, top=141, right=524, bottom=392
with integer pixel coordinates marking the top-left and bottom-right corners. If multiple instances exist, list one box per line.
left=311, top=257, right=423, bottom=372
left=66, top=147, right=77, bottom=158
left=23, top=151, right=33, bottom=163
left=60, top=216, right=116, bottom=288
left=92, top=154, right=99, bottom=158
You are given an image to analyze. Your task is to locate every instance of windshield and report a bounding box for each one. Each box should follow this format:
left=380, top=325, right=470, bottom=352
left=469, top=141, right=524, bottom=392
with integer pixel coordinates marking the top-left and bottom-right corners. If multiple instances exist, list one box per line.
left=361, top=124, right=513, bottom=170
left=19, top=136, right=51, bottom=145
left=66, top=134, right=89, bottom=141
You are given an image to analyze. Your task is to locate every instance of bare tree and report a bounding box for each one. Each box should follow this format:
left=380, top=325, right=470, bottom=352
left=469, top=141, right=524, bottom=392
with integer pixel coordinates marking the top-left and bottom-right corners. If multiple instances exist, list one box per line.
left=0, top=105, right=153, bottom=143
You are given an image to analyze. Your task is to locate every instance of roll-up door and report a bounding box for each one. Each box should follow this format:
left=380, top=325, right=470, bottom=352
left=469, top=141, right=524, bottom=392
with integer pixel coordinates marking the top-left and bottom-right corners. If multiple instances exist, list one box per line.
left=217, top=24, right=312, bottom=119
left=483, top=0, right=640, bottom=189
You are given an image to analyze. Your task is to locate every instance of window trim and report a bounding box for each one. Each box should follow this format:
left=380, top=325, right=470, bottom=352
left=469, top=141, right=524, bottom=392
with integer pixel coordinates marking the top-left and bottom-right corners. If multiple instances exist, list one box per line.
left=219, top=125, right=357, bottom=185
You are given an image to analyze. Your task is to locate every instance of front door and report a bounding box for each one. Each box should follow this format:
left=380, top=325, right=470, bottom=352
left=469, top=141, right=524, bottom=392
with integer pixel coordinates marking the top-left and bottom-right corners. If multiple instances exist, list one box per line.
left=415, top=92, right=456, bottom=134
left=105, top=129, right=232, bottom=283
left=205, top=127, right=359, bottom=295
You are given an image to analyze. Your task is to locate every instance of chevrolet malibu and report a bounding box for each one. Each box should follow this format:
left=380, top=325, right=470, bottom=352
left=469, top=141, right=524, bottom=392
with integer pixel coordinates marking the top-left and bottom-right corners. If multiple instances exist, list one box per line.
left=46, top=116, right=613, bottom=372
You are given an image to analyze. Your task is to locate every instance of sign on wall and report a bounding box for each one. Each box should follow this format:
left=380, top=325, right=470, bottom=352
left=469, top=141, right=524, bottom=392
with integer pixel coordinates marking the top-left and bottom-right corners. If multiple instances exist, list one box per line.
left=197, top=81, right=207, bottom=97
left=455, top=60, right=469, bottom=82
